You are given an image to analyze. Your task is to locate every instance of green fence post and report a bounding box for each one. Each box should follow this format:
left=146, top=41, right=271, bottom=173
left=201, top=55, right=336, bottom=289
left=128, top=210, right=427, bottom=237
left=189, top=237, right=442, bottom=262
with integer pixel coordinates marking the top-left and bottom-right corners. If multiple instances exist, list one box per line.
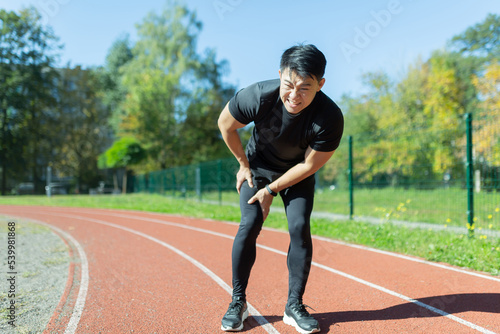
left=196, top=165, right=202, bottom=201
left=348, top=136, right=354, bottom=220
left=218, top=159, right=222, bottom=205
left=183, top=167, right=188, bottom=198
left=172, top=169, right=176, bottom=197
left=465, top=113, right=474, bottom=237
left=162, top=170, right=166, bottom=195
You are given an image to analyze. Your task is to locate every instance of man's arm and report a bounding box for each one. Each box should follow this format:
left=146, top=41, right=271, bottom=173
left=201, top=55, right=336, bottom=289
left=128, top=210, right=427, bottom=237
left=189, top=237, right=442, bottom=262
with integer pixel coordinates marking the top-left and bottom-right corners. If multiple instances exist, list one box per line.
left=269, top=146, right=335, bottom=193
left=217, top=102, right=254, bottom=193
left=248, top=146, right=335, bottom=220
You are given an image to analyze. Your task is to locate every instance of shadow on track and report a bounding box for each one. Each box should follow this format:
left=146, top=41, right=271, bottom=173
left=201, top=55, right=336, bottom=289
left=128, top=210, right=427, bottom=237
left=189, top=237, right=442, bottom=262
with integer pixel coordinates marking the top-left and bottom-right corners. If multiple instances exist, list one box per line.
left=316, top=293, right=500, bottom=333
left=244, top=293, right=499, bottom=333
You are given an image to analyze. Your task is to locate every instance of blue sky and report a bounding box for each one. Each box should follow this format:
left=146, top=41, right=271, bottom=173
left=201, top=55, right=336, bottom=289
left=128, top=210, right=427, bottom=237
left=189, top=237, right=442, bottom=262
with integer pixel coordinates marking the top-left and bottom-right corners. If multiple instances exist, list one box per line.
left=1, top=0, right=498, bottom=100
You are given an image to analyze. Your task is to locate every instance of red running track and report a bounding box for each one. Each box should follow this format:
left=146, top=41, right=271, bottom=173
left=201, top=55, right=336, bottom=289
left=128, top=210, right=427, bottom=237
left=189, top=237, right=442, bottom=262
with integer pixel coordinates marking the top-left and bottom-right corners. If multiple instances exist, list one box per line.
left=1, top=205, right=499, bottom=333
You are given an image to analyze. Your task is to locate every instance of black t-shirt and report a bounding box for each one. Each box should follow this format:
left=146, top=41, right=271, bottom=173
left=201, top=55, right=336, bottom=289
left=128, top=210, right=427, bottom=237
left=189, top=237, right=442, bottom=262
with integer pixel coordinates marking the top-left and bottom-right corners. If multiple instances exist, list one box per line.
left=229, top=79, right=344, bottom=174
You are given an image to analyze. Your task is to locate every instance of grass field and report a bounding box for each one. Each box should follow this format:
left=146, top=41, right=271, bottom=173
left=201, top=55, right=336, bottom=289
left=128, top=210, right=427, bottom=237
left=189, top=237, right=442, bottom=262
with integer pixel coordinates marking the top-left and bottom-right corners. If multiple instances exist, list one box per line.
left=0, top=193, right=498, bottom=276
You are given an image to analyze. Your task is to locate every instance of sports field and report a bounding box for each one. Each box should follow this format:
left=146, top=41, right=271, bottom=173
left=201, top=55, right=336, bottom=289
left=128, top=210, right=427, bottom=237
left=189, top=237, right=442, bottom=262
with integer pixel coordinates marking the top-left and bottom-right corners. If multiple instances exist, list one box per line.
left=0, top=199, right=499, bottom=333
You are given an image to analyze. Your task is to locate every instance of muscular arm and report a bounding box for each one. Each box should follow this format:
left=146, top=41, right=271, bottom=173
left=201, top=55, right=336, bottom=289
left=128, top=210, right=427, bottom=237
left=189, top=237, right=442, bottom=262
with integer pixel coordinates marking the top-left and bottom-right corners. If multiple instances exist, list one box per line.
left=248, top=146, right=335, bottom=220
left=269, top=147, right=335, bottom=193
left=217, top=103, right=255, bottom=193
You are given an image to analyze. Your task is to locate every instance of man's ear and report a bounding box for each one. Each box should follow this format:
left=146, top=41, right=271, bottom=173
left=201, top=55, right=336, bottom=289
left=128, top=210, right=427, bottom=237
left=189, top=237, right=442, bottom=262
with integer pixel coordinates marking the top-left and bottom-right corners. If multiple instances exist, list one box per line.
left=318, top=78, right=325, bottom=91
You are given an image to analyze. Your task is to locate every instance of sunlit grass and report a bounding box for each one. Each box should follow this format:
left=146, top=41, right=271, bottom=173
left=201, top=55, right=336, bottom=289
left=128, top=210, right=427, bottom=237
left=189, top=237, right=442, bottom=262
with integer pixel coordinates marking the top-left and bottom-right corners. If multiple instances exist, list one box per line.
left=201, top=187, right=500, bottom=230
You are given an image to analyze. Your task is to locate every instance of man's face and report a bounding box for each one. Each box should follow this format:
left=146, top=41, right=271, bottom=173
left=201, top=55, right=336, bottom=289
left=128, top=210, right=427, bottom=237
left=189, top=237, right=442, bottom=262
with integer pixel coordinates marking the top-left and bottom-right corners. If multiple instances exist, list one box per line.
left=279, top=67, right=325, bottom=114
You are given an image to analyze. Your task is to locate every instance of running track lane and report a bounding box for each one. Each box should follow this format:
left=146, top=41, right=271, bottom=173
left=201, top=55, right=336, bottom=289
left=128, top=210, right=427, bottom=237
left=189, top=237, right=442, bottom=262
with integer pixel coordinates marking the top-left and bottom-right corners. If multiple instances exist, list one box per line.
left=1, top=206, right=499, bottom=334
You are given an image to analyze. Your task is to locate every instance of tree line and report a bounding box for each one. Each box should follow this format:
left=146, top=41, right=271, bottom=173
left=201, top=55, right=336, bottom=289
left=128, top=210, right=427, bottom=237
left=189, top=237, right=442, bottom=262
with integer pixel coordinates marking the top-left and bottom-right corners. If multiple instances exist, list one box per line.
left=323, top=13, right=499, bottom=188
left=0, top=4, right=498, bottom=195
left=0, top=4, right=235, bottom=195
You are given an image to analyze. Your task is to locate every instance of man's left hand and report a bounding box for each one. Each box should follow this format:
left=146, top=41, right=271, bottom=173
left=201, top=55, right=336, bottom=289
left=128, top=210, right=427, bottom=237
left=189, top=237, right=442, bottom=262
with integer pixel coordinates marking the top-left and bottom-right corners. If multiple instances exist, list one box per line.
left=247, top=188, right=274, bottom=221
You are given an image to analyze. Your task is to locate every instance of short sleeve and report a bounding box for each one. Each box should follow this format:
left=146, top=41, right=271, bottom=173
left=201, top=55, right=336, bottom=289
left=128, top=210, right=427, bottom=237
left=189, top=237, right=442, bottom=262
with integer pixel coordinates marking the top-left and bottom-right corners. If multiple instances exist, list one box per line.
left=310, top=104, right=344, bottom=152
left=228, top=82, right=261, bottom=125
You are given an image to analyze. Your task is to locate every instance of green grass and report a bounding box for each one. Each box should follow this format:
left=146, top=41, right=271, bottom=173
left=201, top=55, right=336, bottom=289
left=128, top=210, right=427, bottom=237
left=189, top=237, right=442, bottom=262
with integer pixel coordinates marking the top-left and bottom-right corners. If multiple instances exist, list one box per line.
left=1, top=193, right=499, bottom=276
left=202, top=187, right=500, bottom=230
left=315, top=187, right=500, bottom=229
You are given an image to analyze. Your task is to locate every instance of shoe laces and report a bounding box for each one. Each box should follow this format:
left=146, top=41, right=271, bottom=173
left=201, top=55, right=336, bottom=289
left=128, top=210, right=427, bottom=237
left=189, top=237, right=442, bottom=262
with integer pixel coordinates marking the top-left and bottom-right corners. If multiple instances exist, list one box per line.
left=290, top=302, right=316, bottom=318
left=227, top=300, right=245, bottom=315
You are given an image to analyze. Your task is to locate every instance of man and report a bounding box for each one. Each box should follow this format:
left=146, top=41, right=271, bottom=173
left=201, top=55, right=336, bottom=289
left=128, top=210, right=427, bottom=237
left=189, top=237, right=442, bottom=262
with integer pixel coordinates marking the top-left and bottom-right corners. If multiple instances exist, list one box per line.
left=217, top=44, right=344, bottom=333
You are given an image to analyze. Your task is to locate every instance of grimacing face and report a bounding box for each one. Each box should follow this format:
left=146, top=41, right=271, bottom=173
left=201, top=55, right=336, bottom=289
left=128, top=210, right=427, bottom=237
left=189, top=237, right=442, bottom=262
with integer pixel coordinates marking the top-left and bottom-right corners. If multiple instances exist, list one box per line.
left=279, top=67, right=325, bottom=114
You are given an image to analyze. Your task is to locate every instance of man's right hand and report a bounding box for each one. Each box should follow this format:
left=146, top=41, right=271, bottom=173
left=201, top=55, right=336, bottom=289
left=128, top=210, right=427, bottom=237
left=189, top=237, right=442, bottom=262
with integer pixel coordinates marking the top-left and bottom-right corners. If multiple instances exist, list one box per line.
left=218, top=103, right=254, bottom=194
left=236, top=166, right=254, bottom=194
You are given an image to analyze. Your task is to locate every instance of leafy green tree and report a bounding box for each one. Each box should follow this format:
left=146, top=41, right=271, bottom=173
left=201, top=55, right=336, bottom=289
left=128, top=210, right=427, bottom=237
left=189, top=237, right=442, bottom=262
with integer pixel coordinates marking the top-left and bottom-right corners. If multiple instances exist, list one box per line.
left=327, top=52, right=473, bottom=186
left=0, top=7, right=60, bottom=194
left=448, top=12, right=499, bottom=114
left=99, top=35, right=133, bottom=134
left=54, top=66, right=113, bottom=192
left=392, top=58, right=436, bottom=183
left=119, top=2, right=234, bottom=171
left=450, top=13, right=500, bottom=61
left=322, top=14, right=498, bottom=189
left=0, top=9, right=24, bottom=194
left=422, top=51, right=465, bottom=175
left=21, top=9, right=61, bottom=193
left=98, top=136, right=146, bottom=193
left=178, top=49, right=235, bottom=163
left=473, top=61, right=500, bottom=166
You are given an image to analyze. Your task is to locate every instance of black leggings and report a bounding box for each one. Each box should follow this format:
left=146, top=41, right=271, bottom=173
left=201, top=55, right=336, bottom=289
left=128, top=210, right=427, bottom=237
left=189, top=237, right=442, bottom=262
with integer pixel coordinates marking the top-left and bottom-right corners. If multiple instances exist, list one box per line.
left=231, top=174, right=315, bottom=304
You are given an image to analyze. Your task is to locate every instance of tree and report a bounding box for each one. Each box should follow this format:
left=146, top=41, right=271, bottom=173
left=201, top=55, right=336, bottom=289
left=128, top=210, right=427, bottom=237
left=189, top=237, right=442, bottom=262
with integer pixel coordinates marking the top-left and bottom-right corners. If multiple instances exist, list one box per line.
left=0, top=7, right=61, bottom=194
left=422, top=51, right=465, bottom=175
left=21, top=8, right=61, bottom=194
left=99, top=35, right=133, bottom=134
left=473, top=61, right=500, bottom=166
left=54, top=66, right=113, bottom=193
left=450, top=13, right=500, bottom=61
left=325, top=51, right=473, bottom=186
left=178, top=49, right=235, bottom=163
left=118, top=2, right=234, bottom=171
left=321, top=14, right=498, bottom=189
left=0, top=9, right=25, bottom=194
left=98, top=137, right=146, bottom=193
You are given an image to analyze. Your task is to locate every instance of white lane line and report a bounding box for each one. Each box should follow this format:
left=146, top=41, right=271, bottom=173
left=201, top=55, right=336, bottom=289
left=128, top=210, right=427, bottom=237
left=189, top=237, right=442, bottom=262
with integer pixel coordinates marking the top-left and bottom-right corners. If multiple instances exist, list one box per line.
left=46, top=213, right=280, bottom=334
left=4, top=217, right=89, bottom=334
left=77, top=210, right=498, bottom=334
left=310, top=262, right=497, bottom=334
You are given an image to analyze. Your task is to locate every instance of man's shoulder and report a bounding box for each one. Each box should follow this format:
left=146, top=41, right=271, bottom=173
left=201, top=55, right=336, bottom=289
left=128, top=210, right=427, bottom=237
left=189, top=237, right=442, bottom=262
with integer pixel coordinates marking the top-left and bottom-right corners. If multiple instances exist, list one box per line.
left=316, top=91, right=342, bottom=117
left=252, top=79, right=281, bottom=100
left=229, top=79, right=280, bottom=123
left=234, top=79, right=279, bottom=101
left=255, top=78, right=280, bottom=90
left=235, top=79, right=280, bottom=108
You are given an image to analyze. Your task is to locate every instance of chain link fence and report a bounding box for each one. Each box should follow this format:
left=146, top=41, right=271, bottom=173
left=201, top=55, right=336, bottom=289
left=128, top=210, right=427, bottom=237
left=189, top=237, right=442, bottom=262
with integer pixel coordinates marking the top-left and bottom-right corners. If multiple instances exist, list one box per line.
left=133, top=158, right=239, bottom=202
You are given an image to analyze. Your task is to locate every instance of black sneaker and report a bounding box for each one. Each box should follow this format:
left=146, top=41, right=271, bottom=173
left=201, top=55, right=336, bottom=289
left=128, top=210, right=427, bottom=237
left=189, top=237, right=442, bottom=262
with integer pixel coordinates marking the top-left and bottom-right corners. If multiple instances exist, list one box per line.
left=283, top=301, right=320, bottom=334
left=221, top=296, right=248, bottom=331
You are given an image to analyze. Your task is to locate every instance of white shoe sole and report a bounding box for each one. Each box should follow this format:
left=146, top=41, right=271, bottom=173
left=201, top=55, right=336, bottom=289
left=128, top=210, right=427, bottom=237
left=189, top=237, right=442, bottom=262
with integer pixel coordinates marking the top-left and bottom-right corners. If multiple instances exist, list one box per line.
left=221, top=308, right=249, bottom=332
left=283, top=312, right=320, bottom=334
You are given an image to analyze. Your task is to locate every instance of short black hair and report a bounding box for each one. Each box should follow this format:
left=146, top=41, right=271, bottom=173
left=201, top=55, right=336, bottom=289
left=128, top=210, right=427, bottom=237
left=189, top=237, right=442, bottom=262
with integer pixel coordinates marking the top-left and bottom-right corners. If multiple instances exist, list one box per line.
left=280, top=44, right=326, bottom=81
